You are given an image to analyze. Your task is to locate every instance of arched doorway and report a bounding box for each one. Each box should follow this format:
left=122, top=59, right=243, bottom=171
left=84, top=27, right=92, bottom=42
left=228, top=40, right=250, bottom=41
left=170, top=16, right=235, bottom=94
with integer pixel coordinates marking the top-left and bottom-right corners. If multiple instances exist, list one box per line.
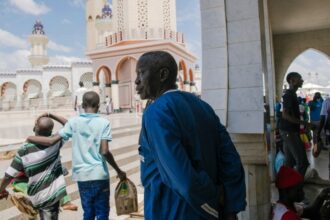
left=179, top=60, right=189, bottom=91
left=116, top=57, right=137, bottom=110
left=1, top=82, right=17, bottom=110
left=49, top=76, right=70, bottom=97
left=80, top=72, right=93, bottom=90
left=96, top=66, right=112, bottom=103
left=23, top=79, right=42, bottom=99
left=283, top=49, right=330, bottom=99
left=49, top=76, right=70, bottom=108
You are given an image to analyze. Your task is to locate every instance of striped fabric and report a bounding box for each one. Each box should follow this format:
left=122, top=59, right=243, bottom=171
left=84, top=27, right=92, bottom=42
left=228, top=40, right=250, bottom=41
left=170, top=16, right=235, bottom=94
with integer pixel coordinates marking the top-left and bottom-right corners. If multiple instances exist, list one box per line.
left=5, top=141, right=66, bottom=208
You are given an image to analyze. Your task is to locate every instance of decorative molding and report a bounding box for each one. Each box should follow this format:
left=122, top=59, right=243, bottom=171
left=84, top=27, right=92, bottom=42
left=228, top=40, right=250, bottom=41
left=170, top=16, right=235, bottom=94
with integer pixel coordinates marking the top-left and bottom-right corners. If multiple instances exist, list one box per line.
left=163, top=0, right=171, bottom=31
left=138, top=0, right=148, bottom=30
left=117, top=0, right=124, bottom=32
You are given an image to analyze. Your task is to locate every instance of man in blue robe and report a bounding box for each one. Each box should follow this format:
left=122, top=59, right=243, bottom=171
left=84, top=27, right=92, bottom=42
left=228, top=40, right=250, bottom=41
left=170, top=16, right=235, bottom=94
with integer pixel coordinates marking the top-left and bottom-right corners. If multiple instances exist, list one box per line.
left=135, top=51, right=246, bottom=220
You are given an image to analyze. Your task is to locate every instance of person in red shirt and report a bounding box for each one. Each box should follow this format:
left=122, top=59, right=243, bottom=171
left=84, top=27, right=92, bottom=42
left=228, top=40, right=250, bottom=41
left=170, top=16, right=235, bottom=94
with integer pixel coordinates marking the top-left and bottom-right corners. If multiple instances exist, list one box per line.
left=273, top=166, right=330, bottom=220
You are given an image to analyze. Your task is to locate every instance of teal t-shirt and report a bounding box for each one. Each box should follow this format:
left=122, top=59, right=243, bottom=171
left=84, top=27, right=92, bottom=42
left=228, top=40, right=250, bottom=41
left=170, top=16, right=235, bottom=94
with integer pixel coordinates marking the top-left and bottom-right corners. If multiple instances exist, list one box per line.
left=59, top=113, right=112, bottom=182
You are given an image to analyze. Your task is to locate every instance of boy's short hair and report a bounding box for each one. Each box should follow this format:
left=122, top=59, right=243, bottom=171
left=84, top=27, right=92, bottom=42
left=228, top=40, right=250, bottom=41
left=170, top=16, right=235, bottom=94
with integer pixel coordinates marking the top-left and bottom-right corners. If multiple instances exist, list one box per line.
left=82, top=91, right=100, bottom=108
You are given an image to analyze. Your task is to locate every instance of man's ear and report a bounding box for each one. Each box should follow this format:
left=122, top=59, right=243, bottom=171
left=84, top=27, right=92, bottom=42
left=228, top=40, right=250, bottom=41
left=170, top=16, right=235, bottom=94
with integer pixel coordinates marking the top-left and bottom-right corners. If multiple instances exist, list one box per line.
left=159, top=68, right=170, bottom=83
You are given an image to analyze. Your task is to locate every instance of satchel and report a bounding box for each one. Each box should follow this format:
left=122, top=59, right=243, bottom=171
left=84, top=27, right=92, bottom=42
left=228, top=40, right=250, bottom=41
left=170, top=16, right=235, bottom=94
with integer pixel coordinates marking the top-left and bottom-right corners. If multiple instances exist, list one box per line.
left=115, top=178, right=138, bottom=215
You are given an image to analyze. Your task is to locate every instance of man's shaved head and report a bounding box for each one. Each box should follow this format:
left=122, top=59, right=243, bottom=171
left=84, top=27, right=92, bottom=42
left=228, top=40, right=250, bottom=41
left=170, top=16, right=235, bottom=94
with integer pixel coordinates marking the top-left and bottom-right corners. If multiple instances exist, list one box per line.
left=35, top=117, right=54, bottom=137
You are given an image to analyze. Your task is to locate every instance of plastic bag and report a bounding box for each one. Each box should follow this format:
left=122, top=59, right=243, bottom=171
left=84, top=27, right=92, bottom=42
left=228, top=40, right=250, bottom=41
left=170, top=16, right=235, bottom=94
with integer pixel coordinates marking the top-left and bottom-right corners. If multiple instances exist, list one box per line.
left=10, top=192, right=38, bottom=218
left=115, top=178, right=138, bottom=215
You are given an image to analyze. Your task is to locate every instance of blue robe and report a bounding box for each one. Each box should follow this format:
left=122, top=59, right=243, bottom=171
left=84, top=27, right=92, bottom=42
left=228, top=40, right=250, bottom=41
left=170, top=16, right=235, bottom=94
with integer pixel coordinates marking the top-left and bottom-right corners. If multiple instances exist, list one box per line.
left=139, top=91, right=246, bottom=220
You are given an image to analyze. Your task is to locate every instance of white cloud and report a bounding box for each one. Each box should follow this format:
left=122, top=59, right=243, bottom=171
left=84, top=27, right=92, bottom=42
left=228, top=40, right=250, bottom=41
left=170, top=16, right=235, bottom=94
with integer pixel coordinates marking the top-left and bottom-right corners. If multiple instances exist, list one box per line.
left=0, top=49, right=30, bottom=70
left=9, top=0, right=50, bottom=16
left=61, top=19, right=72, bottom=24
left=49, top=55, right=83, bottom=65
left=48, top=41, right=72, bottom=53
left=69, top=0, right=85, bottom=8
left=0, top=29, right=28, bottom=49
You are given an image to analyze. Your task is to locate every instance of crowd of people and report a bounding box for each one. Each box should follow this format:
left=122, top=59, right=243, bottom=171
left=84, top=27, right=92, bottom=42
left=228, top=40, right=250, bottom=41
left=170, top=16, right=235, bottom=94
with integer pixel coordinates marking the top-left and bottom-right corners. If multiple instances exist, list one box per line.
left=273, top=72, right=330, bottom=219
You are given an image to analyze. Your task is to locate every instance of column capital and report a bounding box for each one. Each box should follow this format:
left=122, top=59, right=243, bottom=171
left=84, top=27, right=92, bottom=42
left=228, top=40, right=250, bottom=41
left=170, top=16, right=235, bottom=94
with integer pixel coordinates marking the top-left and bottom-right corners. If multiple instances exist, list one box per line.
left=183, top=80, right=190, bottom=85
left=111, top=80, right=119, bottom=84
left=92, top=81, right=100, bottom=86
left=105, top=83, right=111, bottom=87
left=190, top=81, right=196, bottom=86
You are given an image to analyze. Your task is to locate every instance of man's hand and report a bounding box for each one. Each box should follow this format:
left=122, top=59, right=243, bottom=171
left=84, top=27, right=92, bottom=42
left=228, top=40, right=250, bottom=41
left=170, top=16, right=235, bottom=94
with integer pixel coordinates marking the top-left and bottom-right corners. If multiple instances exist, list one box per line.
left=117, top=170, right=127, bottom=181
left=0, top=190, right=9, bottom=200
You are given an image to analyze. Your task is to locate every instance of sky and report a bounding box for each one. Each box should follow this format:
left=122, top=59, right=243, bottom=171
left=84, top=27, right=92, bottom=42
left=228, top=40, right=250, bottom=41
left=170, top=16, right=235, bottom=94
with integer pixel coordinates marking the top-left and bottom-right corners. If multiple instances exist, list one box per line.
left=286, top=49, right=330, bottom=86
left=0, top=0, right=201, bottom=70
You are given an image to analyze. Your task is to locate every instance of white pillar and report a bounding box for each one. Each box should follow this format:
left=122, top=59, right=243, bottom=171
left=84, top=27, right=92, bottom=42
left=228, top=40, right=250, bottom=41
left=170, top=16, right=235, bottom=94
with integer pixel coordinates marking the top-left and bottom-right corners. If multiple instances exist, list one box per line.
left=105, top=83, right=111, bottom=98
left=190, top=82, right=196, bottom=93
left=111, top=81, right=120, bottom=112
left=93, top=82, right=100, bottom=94
left=184, top=81, right=190, bottom=92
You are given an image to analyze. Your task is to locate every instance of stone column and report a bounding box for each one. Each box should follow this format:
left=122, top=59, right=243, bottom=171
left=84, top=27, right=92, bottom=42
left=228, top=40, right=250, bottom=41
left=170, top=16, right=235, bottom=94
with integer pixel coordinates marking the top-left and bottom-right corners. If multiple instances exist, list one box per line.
left=176, top=78, right=180, bottom=90
left=183, top=81, right=190, bottom=92
left=16, top=93, right=23, bottom=110
left=92, top=82, right=100, bottom=94
left=200, top=0, right=271, bottom=219
left=105, top=83, right=111, bottom=98
left=111, top=80, right=120, bottom=112
left=190, top=81, right=196, bottom=93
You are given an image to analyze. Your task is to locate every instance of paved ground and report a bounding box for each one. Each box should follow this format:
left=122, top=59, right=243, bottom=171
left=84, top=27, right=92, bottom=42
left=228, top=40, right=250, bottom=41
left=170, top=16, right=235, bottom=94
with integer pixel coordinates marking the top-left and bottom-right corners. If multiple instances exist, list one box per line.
left=0, top=110, right=144, bottom=220
left=1, top=109, right=330, bottom=219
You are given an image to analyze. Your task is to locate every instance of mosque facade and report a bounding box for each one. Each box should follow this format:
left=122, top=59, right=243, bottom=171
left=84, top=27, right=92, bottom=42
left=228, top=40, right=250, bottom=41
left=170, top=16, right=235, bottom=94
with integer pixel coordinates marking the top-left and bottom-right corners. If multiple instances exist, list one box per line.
left=86, top=0, right=199, bottom=111
left=0, top=21, right=93, bottom=111
left=0, top=0, right=199, bottom=111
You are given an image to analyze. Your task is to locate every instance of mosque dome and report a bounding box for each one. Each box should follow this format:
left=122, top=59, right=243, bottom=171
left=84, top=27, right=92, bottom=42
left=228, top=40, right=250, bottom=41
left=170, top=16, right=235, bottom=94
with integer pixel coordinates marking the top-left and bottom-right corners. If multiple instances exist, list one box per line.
left=101, top=4, right=112, bottom=19
left=32, top=20, right=45, bottom=35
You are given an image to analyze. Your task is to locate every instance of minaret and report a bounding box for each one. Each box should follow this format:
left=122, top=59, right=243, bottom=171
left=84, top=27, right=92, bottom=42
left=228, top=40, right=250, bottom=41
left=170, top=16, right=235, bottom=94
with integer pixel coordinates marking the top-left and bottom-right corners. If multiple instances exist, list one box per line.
left=95, top=4, right=114, bottom=47
left=86, top=0, right=107, bottom=52
left=112, top=0, right=177, bottom=40
left=28, top=20, right=49, bottom=67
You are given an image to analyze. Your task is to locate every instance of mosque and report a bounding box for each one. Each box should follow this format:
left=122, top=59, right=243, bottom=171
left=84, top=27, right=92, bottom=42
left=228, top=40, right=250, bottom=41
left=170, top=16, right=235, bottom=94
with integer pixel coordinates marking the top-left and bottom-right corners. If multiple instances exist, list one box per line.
left=0, top=21, right=93, bottom=111
left=0, top=0, right=200, bottom=112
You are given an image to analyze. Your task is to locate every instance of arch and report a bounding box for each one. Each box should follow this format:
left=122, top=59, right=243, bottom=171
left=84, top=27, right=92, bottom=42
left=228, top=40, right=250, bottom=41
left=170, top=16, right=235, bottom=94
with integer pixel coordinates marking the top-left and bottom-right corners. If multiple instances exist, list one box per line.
left=88, top=15, right=93, bottom=21
left=49, top=76, right=70, bottom=97
left=96, top=66, right=111, bottom=83
left=279, top=48, right=330, bottom=95
left=96, top=15, right=101, bottom=19
left=179, top=60, right=188, bottom=82
left=80, top=72, right=93, bottom=89
left=23, top=79, right=42, bottom=99
left=115, top=56, right=137, bottom=81
left=189, top=68, right=194, bottom=82
left=115, top=56, right=138, bottom=109
left=1, top=82, right=17, bottom=100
